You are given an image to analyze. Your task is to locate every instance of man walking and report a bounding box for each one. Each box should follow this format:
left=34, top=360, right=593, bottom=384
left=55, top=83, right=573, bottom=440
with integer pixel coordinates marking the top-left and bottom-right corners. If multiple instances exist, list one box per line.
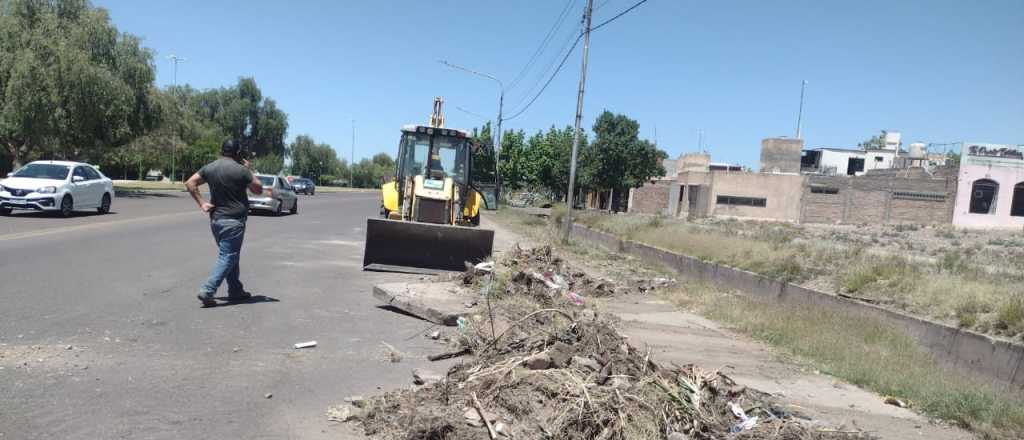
left=185, top=139, right=263, bottom=307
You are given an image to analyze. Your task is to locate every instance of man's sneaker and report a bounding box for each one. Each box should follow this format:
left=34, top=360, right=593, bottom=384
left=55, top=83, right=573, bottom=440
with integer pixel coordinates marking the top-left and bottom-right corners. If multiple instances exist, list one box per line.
left=227, top=290, right=251, bottom=302
left=197, top=294, right=217, bottom=308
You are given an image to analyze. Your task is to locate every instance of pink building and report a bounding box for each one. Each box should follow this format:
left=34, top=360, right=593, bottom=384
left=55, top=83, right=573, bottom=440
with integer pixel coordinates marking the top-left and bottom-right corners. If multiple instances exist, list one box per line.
left=953, top=143, right=1024, bottom=229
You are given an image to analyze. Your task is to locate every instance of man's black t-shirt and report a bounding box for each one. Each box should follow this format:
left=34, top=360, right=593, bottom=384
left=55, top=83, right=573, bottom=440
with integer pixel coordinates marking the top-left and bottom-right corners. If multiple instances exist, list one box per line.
left=198, top=157, right=253, bottom=220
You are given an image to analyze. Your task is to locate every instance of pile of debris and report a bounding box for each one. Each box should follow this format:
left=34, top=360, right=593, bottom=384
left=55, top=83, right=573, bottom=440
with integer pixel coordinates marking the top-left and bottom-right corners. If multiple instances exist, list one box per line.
left=337, top=246, right=872, bottom=440
left=463, top=245, right=676, bottom=306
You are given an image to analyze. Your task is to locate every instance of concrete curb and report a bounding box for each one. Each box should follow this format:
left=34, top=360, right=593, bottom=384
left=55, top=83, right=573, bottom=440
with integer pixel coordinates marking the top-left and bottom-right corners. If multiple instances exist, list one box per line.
left=373, top=283, right=463, bottom=326
left=570, top=223, right=1024, bottom=390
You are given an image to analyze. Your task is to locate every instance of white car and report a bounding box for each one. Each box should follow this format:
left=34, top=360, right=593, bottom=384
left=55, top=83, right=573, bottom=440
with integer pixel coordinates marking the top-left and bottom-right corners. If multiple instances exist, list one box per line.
left=248, top=174, right=297, bottom=216
left=0, top=160, right=114, bottom=217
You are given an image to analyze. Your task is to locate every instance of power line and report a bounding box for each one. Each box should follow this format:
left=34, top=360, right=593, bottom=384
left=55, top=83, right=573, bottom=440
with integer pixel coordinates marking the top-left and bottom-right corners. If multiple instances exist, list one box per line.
left=506, top=0, right=577, bottom=91
left=507, top=21, right=583, bottom=112
left=504, top=0, right=650, bottom=121
left=454, top=105, right=490, bottom=121
left=504, top=30, right=583, bottom=121
left=592, top=0, right=648, bottom=31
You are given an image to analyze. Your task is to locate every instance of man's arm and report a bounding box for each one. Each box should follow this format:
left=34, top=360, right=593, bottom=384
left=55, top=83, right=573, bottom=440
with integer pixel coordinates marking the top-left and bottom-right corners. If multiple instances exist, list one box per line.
left=243, top=159, right=263, bottom=194
left=185, top=172, right=214, bottom=213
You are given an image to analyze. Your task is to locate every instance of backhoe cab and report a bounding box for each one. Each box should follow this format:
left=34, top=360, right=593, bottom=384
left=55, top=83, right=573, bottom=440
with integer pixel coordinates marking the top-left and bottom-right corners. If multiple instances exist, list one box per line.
left=362, top=98, right=495, bottom=273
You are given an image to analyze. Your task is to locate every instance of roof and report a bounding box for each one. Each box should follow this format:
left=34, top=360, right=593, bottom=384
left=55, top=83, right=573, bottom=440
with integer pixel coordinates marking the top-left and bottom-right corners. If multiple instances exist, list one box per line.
left=806, top=147, right=864, bottom=154
left=400, top=124, right=470, bottom=138
left=28, top=160, right=90, bottom=166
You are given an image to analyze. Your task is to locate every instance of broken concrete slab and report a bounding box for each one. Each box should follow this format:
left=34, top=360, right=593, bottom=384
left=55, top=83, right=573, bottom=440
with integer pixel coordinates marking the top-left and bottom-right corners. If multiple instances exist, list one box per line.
left=373, top=282, right=467, bottom=326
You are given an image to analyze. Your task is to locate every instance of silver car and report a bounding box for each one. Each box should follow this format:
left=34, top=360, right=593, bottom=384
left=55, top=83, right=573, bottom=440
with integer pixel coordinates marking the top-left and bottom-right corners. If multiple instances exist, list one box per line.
left=248, top=174, right=298, bottom=216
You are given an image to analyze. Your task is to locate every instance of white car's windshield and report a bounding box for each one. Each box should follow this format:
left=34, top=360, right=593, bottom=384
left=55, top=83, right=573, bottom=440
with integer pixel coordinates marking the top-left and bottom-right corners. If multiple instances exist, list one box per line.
left=258, top=176, right=275, bottom=187
left=12, top=164, right=70, bottom=180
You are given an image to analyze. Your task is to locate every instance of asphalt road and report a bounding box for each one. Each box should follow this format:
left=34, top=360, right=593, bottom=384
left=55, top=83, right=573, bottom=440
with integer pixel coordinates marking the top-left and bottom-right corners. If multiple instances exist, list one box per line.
left=0, top=191, right=449, bottom=439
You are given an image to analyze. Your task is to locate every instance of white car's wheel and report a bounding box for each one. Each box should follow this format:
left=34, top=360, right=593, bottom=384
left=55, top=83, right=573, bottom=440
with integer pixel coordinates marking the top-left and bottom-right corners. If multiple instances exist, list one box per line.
left=97, top=193, right=111, bottom=214
left=59, top=195, right=74, bottom=218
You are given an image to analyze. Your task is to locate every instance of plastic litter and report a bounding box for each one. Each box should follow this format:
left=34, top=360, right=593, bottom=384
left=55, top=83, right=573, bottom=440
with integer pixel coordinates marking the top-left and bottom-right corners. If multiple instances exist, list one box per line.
left=293, top=341, right=317, bottom=349
left=728, top=401, right=758, bottom=432
left=473, top=261, right=495, bottom=272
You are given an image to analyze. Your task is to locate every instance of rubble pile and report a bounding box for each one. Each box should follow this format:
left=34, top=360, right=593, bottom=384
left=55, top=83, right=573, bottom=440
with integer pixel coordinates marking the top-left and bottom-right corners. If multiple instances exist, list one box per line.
left=464, top=245, right=676, bottom=305
left=337, top=246, right=871, bottom=439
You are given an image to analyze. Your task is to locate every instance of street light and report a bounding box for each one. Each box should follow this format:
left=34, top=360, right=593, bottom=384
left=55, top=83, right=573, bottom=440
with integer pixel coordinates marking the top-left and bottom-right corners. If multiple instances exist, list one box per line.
left=439, top=60, right=504, bottom=192
left=796, top=80, right=808, bottom=140
left=167, top=54, right=187, bottom=183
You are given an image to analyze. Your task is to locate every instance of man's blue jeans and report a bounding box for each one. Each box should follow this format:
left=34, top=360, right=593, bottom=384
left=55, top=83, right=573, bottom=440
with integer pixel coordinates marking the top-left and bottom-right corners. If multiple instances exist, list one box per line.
left=200, top=217, right=246, bottom=297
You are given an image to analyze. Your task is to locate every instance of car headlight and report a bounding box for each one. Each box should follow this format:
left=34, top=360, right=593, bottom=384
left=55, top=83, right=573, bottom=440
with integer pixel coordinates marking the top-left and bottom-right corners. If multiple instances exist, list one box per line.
left=36, top=186, right=57, bottom=194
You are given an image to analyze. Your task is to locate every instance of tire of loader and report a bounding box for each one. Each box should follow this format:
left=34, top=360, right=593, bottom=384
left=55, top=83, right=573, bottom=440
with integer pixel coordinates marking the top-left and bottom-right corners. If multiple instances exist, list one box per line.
left=362, top=218, right=495, bottom=274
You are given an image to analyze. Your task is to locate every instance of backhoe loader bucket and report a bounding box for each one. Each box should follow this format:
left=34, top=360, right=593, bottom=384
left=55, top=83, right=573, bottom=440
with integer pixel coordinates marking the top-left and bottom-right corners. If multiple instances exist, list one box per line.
left=362, top=218, right=495, bottom=273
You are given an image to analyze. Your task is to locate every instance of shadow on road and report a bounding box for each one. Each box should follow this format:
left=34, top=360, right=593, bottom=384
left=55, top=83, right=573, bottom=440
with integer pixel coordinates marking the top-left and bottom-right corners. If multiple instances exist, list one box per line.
left=207, top=294, right=280, bottom=308
left=2, top=211, right=118, bottom=220
left=114, top=190, right=181, bottom=198
left=376, top=304, right=429, bottom=322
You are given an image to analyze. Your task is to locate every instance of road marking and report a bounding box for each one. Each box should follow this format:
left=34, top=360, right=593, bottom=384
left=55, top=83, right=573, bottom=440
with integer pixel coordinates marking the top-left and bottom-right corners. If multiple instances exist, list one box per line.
left=0, top=211, right=195, bottom=242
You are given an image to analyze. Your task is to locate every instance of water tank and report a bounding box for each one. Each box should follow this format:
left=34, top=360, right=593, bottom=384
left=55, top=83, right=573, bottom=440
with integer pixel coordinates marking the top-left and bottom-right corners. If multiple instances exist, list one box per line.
left=909, top=142, right=926, bottom=159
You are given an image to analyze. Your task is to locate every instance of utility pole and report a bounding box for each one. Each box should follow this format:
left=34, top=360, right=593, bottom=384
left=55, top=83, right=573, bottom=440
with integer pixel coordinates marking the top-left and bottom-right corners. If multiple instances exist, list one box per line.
left=698, top=129, right=704, bottom=151
left=795, top=79, right=807, bottom=140
left=350, top=119, right=355, bottom=188
left=167, top=54, right=186, bottom=183
left=562, top=0, right=594, bottom=241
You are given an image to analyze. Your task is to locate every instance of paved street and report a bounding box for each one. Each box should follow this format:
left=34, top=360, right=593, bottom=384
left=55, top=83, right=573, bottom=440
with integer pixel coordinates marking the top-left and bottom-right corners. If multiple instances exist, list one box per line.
left=0, top=191, right=446, bottom=439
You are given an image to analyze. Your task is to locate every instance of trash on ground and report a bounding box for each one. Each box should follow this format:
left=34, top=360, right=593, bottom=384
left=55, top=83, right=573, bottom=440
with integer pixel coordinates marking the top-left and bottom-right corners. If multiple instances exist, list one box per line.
left=340, top=245, right=873, bottom=440
left=883, top=396, right=910, bottom=408
left=293, top=341, right=317, bottom=349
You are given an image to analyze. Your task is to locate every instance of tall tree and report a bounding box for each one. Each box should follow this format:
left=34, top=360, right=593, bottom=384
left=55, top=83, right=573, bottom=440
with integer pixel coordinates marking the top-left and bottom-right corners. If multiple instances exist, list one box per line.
left=287, top=134, right=346, bottom=184
left=496, top=129, right=528, bottom=190
left=581, top=111, right=666, bottom=198
left=471, top=122, right=496, bottom=185
left=0, top=0, right=161, bottom=168
left=528, top=125, right=583, bottom=198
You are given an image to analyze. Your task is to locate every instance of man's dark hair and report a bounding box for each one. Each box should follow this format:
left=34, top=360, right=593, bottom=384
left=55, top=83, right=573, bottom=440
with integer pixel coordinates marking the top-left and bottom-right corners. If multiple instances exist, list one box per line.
left=222, top=139, right=241, bottom=157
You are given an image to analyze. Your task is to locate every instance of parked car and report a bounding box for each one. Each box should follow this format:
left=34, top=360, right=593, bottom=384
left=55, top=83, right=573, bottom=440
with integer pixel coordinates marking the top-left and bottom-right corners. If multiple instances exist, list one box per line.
left=292, top=178, right=316, bottom=195
left=248, top=174, right=298, bottom=216
left=0, top=160, right=114, bottom=217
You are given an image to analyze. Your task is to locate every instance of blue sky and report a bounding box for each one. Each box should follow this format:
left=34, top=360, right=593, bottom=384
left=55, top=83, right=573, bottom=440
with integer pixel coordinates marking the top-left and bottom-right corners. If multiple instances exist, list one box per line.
left=95, top=0, right=1023, bottom=168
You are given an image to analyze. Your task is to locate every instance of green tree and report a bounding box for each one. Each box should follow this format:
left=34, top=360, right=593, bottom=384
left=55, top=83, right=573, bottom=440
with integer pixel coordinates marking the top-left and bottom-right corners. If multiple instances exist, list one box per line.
left=580, top=111, right=666, bottom=210
left=858, top=131, right=887, bottom=150
left=0, top=0, right=161, bottom=168
left=496, top=129, right=528, bottom=190
left=287, top=134, right=348, bottom=184
left=471, top=122, right=496, bottom=185
left=349, top=153, right=394, bottom=188
left=252, top=153, right=283, bottom=174
left=526, top=125, right=584, bottom=198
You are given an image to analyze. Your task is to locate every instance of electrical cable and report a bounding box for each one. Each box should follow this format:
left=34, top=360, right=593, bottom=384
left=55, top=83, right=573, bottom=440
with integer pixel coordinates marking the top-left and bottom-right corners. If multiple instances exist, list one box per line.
left=505, top=0, right=650, bottom=121
left=506, top=0, right=578, bottom=91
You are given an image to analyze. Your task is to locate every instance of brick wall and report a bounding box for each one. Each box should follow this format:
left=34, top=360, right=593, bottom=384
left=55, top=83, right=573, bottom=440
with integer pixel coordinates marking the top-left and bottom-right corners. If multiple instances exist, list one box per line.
left=629, top=181, right=671, bottom=214
left=801, top=172, right=956, bottom=224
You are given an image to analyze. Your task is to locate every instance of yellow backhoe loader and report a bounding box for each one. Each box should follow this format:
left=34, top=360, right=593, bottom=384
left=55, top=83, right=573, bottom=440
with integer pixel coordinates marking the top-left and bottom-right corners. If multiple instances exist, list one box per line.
left=362, top=98, right=495, bottom=273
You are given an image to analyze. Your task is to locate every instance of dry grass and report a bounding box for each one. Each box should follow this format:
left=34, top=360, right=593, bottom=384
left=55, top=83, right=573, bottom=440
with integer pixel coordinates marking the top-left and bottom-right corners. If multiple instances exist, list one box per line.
left=565, top=211, right=1024, bottom=340
left=113, top=180, right=185, bottom=191
left=492, top=208, right=1024, bottom=440
left=675, top=283, right=1024, bottom=440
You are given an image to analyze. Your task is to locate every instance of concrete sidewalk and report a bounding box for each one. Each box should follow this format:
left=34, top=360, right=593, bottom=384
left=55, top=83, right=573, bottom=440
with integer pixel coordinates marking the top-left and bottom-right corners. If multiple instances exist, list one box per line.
left=483, top=214, right=973, bottom=440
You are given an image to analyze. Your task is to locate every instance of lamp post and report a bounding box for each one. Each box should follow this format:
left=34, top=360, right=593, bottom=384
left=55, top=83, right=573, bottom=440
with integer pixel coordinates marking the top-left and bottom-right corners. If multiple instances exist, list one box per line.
left=796, top=80, right=807, bottom=140
left=350, top=119, right=355, bottom=188
left=167, top=54, right=187, bottom=182
left=439, top=60, right=504, bottom=191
